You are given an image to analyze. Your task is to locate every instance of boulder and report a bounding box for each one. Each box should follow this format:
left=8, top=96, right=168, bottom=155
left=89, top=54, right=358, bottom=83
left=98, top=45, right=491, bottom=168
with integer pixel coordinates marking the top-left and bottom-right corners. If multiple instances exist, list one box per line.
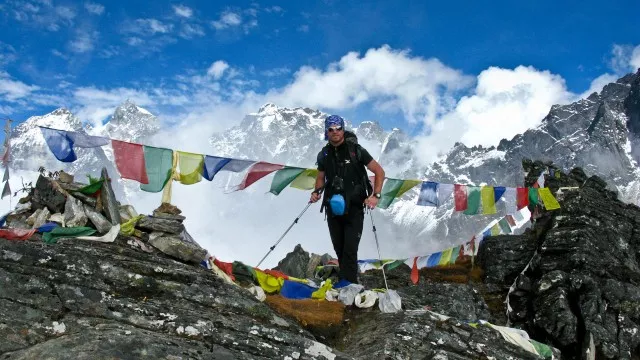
left=63, top=196, right=87, bottom=227
left=148, top=232, right=207, bottom=264
left=137, top=216, right=184, bottom=235
left=100, top=168, right=120, bottom=225
left=84, top=204, right=112, bottom=233
left=31, top=175, right=66, bottom=213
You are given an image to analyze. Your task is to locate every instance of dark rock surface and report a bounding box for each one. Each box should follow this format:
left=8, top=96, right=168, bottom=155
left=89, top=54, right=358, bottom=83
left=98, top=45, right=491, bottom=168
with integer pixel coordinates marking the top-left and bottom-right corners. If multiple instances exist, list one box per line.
left=100, top=167, right=121, bottom=225
left=0, top=236, right=349, bottom=359
left=275, top=243, right=311, bottom=279
left=137, top=216, right=184, bottom=235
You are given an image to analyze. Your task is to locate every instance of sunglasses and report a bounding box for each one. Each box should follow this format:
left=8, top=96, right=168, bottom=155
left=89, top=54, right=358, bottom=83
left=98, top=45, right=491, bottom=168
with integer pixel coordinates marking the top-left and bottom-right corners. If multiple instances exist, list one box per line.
left=328, top=126, right=343, bottom=133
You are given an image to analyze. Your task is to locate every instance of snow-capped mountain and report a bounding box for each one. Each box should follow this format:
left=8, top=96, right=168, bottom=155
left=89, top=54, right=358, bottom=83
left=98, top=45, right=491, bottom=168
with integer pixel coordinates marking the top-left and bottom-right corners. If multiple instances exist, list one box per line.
left=100, top=99, right=160, bottom=142
left=9, top=108, right=120, bottom=187
left=7, top=100, right=160, bottom=199
left=206, top=69, right=640, bottom=253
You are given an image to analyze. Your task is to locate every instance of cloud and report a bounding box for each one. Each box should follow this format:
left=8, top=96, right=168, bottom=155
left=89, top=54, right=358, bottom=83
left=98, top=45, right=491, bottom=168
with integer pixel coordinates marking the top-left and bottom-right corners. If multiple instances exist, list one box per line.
left=207, top=60, right=230, bottom=79
left=417, top=66, right=574, bottom=157
left=173, top=4, right=193, bottom=18
left=211, top=8, right=258, bottom=34
left=264, top=6, right=283, bottom=13
left=126, top=18, right=173, bottom=36
left=267, top=45, right=473, bottom=126
left=297, top=24, right=309, bottom=32
left=179, top=23, right=205, bottom=39
left=8, top=1, right=76, bottom=31
left=211, top=11, right=242, bottom=29
left=261, top=67, right=291, bottom=77
left=610, top=44, right=640, bottom=74
left=98, top=46, right=120, bottom=58
left=73, top=86, right=155, bottom=127
left=0, top=42, right=17, bottom=67
left=0, top=71, right=40, bottom=101
left=84, top=2, right=104, bottom=15
left=68, top=30, right=99, bottom=53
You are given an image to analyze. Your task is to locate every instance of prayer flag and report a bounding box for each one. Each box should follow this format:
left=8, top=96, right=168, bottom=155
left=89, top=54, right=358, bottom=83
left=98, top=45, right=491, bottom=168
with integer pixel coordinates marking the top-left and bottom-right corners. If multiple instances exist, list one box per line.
left=491, top=223, right=501, bottom=236
left=177, top=151, right=204, bottom=185
left=202, top=156, right=231, bottom=180
left=417, top=181, right=439, bottom=206
left=504, top=187, right=517, bottom=214
left=221, top=159, right=256, bottom=172
left=529, top=187, right=539, bottom=206
left=481, top=186, right=497, bottom=214
left=112, top=140, right=148, bottom=184
left=290, top=169, right=318, bottom=190
left=236, top=162, right=284, bottom=190
left=426, top=252, right=442, bottom=267
left=40, top=127, right=76, bottom=162
left=498, top=218, right=512, bottom=234
left=378, top=179, right=420, bottom=209
left=516, top=187, right=529, bottom=209
left=454, top=184, right=468, bottom=211
left=449, top=245, right=460, bottom=264
left=2, top=166, right=8, bottom=182
left=439, top=247, right=453, bottom=266
left=464, top=186, right=481, bottom=215
left=1, top=181, right=10, bottom=199
left=270, top=167, right=305, bottom=195
left=437, top=183, right=454, bottom=205
left=493, top=186, right=506, bottom=203
left=140, top=146, right=173, bottom=192
left=410, top=257, right=419, bottom=284
left=538, top=188, right=561, bottom=210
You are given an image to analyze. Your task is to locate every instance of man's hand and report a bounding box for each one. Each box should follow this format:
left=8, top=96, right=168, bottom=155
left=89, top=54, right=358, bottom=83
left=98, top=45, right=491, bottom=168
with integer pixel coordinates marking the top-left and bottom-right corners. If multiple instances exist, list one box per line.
left=310, top=191, right=321, bottom=203
left=364, top=196, right=378, bottom=209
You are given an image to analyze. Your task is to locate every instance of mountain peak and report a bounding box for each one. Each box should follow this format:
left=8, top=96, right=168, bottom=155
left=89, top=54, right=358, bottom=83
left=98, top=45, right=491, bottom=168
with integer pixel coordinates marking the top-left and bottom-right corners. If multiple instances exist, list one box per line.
left=103, top=100, right=159, bottom=142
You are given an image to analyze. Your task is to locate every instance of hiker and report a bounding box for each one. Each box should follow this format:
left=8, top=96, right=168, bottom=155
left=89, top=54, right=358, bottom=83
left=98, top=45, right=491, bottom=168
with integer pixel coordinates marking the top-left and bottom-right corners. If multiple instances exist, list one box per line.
left=309, top=115, right=385, bottom=284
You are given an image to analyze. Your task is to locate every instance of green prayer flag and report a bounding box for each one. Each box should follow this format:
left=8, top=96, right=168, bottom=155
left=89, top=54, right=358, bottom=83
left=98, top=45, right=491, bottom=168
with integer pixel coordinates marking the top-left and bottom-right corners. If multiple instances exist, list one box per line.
left=42, top=226, right=96, bottom=244
left=140, top=146, right=173, bottom=193
left=269, top=167, right=305, bottom=195
left=378, top=179, right=420, bottom=209
left=529, top=339, right=553, bottom=358
left=76, top=180, right=103, bottom=195
left=463, top=186, right=481, bottom=215
left=529, top=187, right=539, bottom=205
left=498, top=218, right=512, bottom=234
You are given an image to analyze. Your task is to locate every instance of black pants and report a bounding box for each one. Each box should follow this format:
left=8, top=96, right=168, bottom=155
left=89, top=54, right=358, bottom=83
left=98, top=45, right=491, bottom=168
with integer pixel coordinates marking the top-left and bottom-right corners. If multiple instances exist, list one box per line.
left=327, top=204, right=364, bottom=283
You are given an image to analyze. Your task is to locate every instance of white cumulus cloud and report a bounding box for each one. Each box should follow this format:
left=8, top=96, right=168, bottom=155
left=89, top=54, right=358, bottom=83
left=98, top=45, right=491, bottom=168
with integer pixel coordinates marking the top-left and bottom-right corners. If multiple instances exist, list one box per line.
left=207, top=60, right=230, bottom=79
left=84, top=2, right=104, bottom=15
left=173, top=4, right=193, bottom=18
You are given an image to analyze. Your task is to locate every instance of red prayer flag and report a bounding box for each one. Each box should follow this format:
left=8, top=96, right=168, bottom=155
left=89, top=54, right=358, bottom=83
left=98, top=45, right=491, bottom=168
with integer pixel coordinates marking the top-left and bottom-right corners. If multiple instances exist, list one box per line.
left=410, top=257, right=419, bottom=284
left=0, top=228, right=36, bottom=241
left=112, top=140, right=149, bottom=184
left=454, top=184, right=468, bottom=211
left=516, top=187, right=529, bottom=209
left=506, top=215, right=517, bottom=226
left=236, top=161, right=284, bottom=190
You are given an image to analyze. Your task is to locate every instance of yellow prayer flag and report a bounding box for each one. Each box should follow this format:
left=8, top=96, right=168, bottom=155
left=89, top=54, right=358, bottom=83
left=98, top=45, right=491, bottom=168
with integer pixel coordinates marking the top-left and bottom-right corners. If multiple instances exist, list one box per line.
left=438, top=247, right=453, bottom=266
left=481, top=186, right=497, bottom=214
left=396, top=179, right=422, bottom=198
left=538, top=187, right=561, bottom=210
left=177, top=151, right=204, bottom=185
left=290, top=169, right=318, bottom=190
left=491, top=223, right=501, bottom=236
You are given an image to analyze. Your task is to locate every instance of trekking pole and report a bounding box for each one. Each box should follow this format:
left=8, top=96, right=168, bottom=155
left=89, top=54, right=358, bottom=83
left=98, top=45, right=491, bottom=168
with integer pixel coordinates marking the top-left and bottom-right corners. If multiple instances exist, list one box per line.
left=256, top=187, right=324, bottom=268
left=368, top=210, right=389, bottom=290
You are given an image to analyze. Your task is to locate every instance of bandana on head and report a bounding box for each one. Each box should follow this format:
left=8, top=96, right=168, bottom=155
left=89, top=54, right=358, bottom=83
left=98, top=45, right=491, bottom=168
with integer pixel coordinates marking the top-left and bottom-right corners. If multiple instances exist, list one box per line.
left=324, top=115, right=345, bottom=140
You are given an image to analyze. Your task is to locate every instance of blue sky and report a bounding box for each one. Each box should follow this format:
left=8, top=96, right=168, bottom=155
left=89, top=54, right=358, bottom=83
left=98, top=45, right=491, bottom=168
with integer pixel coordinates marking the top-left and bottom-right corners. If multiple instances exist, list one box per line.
left=1, top=0, right=640, bottom=152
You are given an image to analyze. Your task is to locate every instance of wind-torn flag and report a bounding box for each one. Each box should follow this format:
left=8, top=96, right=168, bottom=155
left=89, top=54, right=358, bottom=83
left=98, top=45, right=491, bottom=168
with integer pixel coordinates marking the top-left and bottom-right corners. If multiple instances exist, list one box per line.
left=235, top=162, right=284, bottom=190
left=1, top=181, right=10, bottom=199
left=40, top=127, right=76, bottom=162
left=111, top=140, right=148, bottom=184
left=202, top=155, right=232, bottom=181
left=437, top=183, right=454, bottom=205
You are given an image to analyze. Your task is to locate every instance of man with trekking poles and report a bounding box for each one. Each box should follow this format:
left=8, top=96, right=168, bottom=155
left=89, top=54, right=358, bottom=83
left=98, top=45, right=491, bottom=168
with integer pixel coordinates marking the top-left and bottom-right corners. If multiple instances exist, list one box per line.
left=310, top=115, right=386, bottom=284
